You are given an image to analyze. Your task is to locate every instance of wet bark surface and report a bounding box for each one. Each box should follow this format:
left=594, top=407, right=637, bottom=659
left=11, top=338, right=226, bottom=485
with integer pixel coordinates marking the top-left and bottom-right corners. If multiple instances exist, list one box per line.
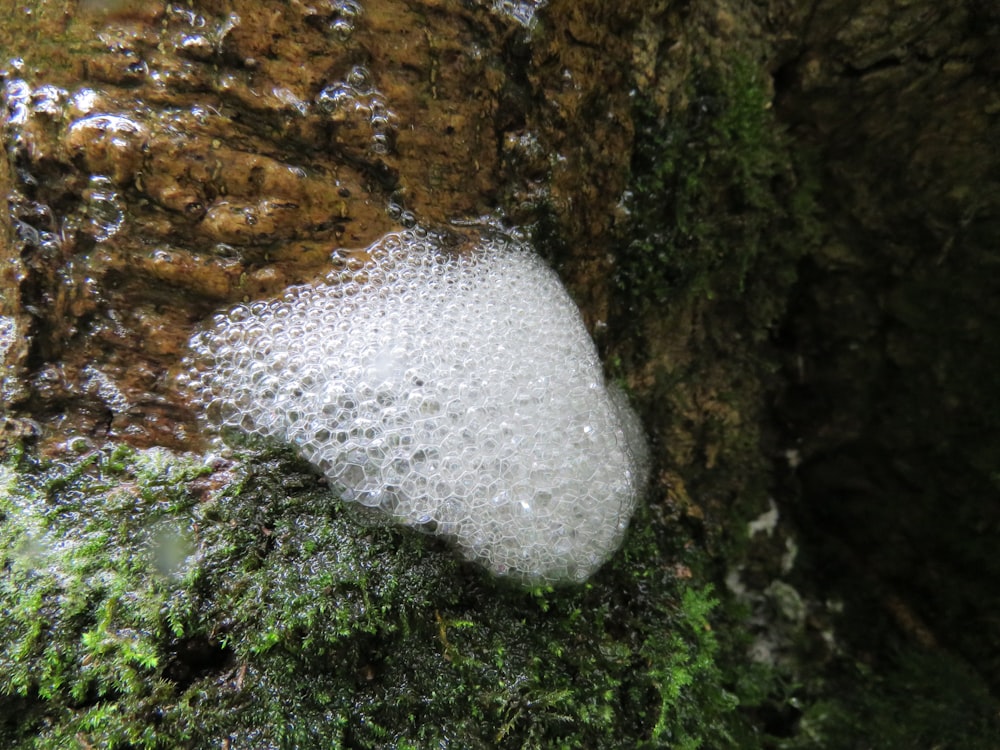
left=0, top=0, right=517, bottom=450
left=1, top=0, right=998, bottom=745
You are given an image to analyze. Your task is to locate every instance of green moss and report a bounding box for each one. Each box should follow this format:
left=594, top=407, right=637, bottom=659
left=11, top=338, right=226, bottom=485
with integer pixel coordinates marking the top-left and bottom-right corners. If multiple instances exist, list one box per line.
left=618, top=57, right=818, bottom=318
left=1, top=439, right=752, bottom=748
left=784, top=646, right=1000, bottom=749
left=607, top=55, right=822, bottom=566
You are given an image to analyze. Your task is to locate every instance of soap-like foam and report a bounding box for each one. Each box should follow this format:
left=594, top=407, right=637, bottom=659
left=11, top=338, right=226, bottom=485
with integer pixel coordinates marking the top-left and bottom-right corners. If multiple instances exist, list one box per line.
left=184, top=230, right=648, bottom=582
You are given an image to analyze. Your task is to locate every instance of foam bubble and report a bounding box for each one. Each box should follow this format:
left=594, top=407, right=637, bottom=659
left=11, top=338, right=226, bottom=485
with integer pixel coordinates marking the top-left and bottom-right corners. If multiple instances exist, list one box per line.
left=186, top=230, right=648, bottom=582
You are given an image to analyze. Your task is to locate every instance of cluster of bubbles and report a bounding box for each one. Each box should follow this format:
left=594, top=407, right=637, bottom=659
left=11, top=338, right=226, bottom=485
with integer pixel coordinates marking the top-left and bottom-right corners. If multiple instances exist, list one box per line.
left=316, top=65, right=395, bottom=155
left=183, top=230, right=648, bottom=583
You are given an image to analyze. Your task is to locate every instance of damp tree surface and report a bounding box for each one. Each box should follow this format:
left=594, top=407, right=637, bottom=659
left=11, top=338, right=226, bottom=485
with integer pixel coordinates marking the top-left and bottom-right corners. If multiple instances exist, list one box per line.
left=1, top=1, right=998, bottom=747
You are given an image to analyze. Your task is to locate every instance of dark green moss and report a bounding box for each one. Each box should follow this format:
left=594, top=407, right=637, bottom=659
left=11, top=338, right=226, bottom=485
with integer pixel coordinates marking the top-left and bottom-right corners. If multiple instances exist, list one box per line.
left=1, top=439, right=753, bottom=749
left=782, top=646, right=1000, bottom=749
left=608, top=55, right=822, bottom=560
left=617, top=58, right=818, bottom=318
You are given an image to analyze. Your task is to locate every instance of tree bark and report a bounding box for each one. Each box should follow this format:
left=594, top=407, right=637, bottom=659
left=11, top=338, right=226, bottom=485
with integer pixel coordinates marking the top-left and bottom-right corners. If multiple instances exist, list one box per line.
left=1, top=0, right=998, bottom=746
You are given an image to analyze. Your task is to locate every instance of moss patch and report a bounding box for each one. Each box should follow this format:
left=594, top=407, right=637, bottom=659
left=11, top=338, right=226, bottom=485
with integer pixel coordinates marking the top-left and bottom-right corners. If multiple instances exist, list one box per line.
left=1, top=440, right=751, bottom=748
left=784, top=646, right=1000, bottom=749
left=617, top=57, right=817, bottom=316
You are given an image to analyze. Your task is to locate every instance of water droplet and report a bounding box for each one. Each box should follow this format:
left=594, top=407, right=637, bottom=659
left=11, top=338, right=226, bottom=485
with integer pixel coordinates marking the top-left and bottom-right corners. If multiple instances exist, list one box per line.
left=331, top=18, right=353, bottom=41
left=82, top=176, right=125, bottom=242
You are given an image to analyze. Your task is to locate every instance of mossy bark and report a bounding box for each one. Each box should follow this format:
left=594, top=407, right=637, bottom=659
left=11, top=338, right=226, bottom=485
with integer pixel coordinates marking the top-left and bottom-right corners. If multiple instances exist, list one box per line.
left=1, top=0, right=998, bottom=747
left=771, top=0, right=1000, bottom=726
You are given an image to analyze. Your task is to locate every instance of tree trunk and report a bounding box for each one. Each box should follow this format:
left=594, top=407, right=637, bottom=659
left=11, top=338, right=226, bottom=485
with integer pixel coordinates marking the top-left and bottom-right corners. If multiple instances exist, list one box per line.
left=1, top=0, right=997, bottom=746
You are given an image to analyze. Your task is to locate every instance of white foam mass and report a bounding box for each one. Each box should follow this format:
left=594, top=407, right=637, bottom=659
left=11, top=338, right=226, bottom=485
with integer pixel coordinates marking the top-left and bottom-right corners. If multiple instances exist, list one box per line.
left=185, top=229, right=649, bottom=583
